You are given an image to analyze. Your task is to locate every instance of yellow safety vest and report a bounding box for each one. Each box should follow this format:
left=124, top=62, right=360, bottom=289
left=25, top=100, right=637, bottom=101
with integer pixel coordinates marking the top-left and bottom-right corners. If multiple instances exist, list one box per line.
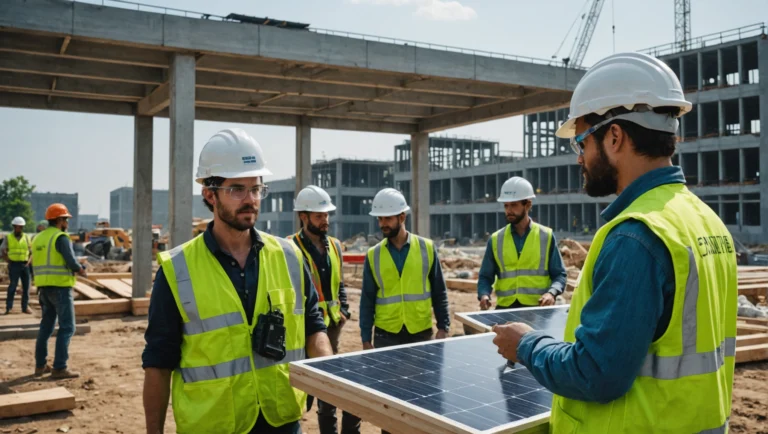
left=491, top=222, right=553, bottom=307
left=294, top=231, right=342, bottom=326
left=32, top=227, right=76, bottom=288
left=7, top=233, right=31, bottom=262
left=158, top=231, right=307, bottom=434
left=367, top=234, right=434, bottom=334
left=550, top=183, right=737, bottom=434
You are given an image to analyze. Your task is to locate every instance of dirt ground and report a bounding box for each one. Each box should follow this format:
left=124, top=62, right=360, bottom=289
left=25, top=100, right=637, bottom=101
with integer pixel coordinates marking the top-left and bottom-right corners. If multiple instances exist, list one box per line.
left=1, top=288, right=766, bottom=434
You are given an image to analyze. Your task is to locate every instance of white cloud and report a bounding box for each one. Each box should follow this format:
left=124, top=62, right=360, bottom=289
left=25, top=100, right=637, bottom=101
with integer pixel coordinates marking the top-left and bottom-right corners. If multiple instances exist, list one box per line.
left=347, top=0, right=477, bottom=21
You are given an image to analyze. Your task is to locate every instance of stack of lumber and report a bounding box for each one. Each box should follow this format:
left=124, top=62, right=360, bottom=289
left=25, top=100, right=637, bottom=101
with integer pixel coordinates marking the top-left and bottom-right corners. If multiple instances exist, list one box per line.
left=0, top=387, right=75, bottom=419
left=72, top=274, right=150, bottom=317
left=736, top=316, right=768, bottom=363
left=0, top=317, right=90, bottom=341
left=738, top=266, right=768, bottom=301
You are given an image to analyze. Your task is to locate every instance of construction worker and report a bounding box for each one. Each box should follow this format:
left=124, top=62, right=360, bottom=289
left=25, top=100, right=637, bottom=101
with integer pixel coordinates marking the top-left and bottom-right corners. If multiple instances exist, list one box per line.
left=32, top=203, right=86, bottom=379
left=293, top=185, right=360, bottom=434
left=142, top=128, right=332, bottom=434
left=1, top=217, right=32, bottom=314
left=492, top=52, right=737, bottom=433
left=360, top=188, right=450, bottom=350
left=477, top=177, right=567, bottom=310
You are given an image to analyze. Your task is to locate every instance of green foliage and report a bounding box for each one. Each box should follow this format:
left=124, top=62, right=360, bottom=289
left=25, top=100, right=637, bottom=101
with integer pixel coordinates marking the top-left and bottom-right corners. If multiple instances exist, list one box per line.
left=0, top=176, right=36, bottom=232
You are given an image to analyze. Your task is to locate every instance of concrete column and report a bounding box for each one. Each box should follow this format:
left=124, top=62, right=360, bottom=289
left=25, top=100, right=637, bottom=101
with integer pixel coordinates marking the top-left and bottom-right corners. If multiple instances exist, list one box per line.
left=737, top=44, right=744, bottom=85
left=554, top=203, right=559, bottom=232
left=757, top=38, right=768, bottom=240
left=717, top=49, right=724, bottom=87
left=595, top=204, right=601, bottom=229
left=718, top=101, right=725, bottom=136
left=739, top=148, right=746, bottom=183
left=335, top=161, right=343, bottom=236
left=581, top=203, right=586, bottom=233
left=697, top=52, right=703, bottom=91
left=536, top=113, right=542, bottom=157
left=554, top=110, right=560, bottom=155
left=679, top=57, right=686, bottom=90
left=739, top=98, right=746, bottom=135
left=718, top=150, right=725, bottom=184
left=168, top=53, right=195, bottom=248
left=697, top=104, right=704, bottom=138
left=295, top=116, right=311, bottom=230
left=697, top=152, right=704, bottom=185
left=410, top=132, right=430, bottom=237
left=132, top=116, right=153, bottom=299
left=554, top=166, right=559, bottom=193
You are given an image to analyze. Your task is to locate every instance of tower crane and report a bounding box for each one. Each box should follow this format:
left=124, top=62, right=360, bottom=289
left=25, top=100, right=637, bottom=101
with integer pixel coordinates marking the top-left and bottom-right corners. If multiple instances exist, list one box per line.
left=552, top=0, right=606, bottom=69
left=675, top=0, right=691, bottom=51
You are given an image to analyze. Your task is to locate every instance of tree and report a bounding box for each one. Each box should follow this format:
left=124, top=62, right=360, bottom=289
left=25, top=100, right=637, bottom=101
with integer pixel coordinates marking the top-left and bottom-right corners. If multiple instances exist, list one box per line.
left=0, top=176, right=36, bottom=232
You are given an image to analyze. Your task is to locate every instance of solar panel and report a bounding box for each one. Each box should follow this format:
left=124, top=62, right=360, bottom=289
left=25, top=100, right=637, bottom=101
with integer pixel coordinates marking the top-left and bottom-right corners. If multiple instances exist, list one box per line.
left=456, top=305, right=569, bottom=336
left=291, top=307, right=568, bottom=434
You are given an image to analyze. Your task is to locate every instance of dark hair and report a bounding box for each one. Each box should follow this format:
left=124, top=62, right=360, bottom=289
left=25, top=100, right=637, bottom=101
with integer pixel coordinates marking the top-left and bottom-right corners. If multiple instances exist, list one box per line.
left=298, top=211, right=308, bottom=228
left=583, top=106, right=681, bottom=159
left=201, top=177, right=225, bottom=212
left=47, top=219, right=59, bottom=227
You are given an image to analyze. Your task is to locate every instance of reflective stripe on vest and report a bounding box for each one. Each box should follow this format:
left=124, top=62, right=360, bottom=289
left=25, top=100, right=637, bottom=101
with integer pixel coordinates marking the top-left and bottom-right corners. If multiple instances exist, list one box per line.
left=32, top=228, right=75, bottom=287
left=372, top=236, right=430, bottom=305
left=493, top=224, right=552, bottom=303
left=496, top=225, right=548, bottom=279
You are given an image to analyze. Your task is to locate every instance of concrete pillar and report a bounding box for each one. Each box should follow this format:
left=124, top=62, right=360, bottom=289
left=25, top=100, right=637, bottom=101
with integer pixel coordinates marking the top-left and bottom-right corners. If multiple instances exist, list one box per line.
left=132, top=116, right=153, bottom=299
left=335, top=161, right=343, bottom=236
left=295, top=116, right=311, bottom=230
left=718, top=150, right=725, bottom=184
left=737, top=44, right=744, bottom=85
left=679, top=57, right=686, bottom=90
left=595, top=203, right=601, bottom=230
left=554, top=110, right=560, bottom=155
left=554, top=166, right=560, bottom=194
left=757, top=38, right=768, bottom=240
left=717, top=49, right=724, bottom=87
left=718, top=101, right=725, bottom=136
left=410, top=132, right=430, bottom=237
left=739, top=148, right=746, bottom=183
left=739, top=98, right=746, bottom=135
left=697, top=52, right=703, bottom=91
left=697, top=152, right=704, bottom=185
left=697, top=104, right=704, bottom=138
left=168, top=53, right=195, bottom=248
left=536, top=113, right=542, bottom=157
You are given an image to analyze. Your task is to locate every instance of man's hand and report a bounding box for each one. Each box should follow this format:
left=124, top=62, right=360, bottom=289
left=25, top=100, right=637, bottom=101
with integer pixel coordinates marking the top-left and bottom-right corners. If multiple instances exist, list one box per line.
left=338, top=312, right=347, bottom=327
left=479, top=295, right=492, bottom=310
left=362, top=342, right=374, bottom=350
left=307, top=331, right=333, bottom=358
left=77, top=268, right=87, bottom=278
left=492, top=322, right=534, bottom=363
left=538, top=293, right=556, bottom=306
left=435, top=329, right=448, bottom=340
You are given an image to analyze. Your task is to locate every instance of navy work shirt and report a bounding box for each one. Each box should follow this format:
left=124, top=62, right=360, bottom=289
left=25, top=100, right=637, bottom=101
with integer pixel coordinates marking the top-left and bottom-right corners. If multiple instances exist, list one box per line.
left=142, top=221, right=326, bottom=370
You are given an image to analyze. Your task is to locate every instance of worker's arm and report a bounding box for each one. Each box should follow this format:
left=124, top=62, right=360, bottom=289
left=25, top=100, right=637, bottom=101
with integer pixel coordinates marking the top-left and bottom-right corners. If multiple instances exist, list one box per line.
left=546, top=233, right=567, bottom=296
left=26, top=235, right=33, bottom=266
left=142, top=268, right=183, bottom=433
left=359, top=256, right=377, bottom=345
left=0, top=237, right=8, bottom=262
left=429, top=248, right=450, bottom=334
left=55, top=235, right=84, bottom=273
left=337, top=250, right=350, bottom=318
left=517, top=221, right=675, bottom=403
left=477, top=238, right=498, bottom=299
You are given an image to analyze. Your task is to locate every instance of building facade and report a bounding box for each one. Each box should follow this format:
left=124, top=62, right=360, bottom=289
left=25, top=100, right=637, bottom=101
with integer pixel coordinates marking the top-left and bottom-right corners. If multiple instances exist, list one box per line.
left=257, top=158, right=394, bottom=239
left=77, top=214, right=100, bottom=230
left=29, top=192, right=78, bottom=229
left=109, top=187, right=211, bottom=230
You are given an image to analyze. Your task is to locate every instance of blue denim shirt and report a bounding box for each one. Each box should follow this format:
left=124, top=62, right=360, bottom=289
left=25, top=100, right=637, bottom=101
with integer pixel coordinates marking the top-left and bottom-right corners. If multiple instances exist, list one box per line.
left=359, top=233, right=451, bottom=343
left=517, top=166, right=681, bottom=403
left=477, top=220, right=568, bottom=299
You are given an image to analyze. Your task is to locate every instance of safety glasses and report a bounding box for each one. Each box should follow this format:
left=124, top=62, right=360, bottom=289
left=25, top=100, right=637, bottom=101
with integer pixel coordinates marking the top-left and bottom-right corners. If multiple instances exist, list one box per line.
left=210, top=185, right=270, bottom=200
left=569, top=117, right=613, bottom=155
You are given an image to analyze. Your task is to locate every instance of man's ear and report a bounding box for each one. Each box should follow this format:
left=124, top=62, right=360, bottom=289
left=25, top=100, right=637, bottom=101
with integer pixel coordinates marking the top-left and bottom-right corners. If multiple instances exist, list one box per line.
left=608, top=124, right=627, bottom=153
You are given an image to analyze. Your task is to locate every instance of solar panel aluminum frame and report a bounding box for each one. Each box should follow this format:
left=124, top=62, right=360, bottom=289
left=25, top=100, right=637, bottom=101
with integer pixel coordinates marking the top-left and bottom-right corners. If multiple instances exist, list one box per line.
left=290, top=333, right=550, bottom=434
left=455, top=305, right=568, bottom=334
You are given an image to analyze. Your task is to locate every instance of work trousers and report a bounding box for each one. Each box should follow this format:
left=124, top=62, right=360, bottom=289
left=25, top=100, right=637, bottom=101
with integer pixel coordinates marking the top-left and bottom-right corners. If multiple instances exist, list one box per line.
left=6, top=261, right=31, bottom=312
left=317, top=320, right=362, bottom=434
left=35, top=287, right=76, bottom=370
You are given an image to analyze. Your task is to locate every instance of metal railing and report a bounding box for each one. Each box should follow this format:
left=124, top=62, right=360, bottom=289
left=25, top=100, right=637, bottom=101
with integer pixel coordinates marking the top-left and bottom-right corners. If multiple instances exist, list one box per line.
left=641, top=23, right=766, bottom=57
left=68, top=0, right=574, bottom=68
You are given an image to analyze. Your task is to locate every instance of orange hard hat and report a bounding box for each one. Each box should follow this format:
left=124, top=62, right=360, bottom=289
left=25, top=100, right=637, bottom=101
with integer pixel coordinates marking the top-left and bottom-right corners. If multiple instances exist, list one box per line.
left=45, top=203, right=73, bottom=220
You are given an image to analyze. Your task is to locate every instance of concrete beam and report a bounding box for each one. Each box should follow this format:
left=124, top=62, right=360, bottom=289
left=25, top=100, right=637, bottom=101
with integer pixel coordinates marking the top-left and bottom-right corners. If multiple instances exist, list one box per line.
left=318, top=101, right=454, bottom=118
left=137, top=83, right=169, bottom=116
left=295, top=117, right=311, bottom=229
left=168, top=54, right=195, bottom=248
left=0, top=91, right=135, bottom=116
left=132, top=116, right=153, bottom=299
left=0, top=71, right=145, bottom=102
left=411, top=132, right=430, bottom=237
left=419, top=91, right=571, bottom=133
left=0, top=52, right=163, bottom=84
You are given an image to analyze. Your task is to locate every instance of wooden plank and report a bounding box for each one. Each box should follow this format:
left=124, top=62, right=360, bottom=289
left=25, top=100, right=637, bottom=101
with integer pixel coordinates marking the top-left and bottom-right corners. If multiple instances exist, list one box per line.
left=89, top=272, right=132, bottom=279
left=739, top=316, right=768, bottom=326
left=0, top=324, right=90, bottom=341
left=737, top=333, right=768, bottom=347
left=121, top=278, right=133, bottom=286
left=737, top=266, right=768, bottom=273
left=98, top=279, right=133, bottom=298
left=737, top=323, right=768, bottom=335
left=73, top=282, right=108, bottom=300
left=74, top=299, right=131, bottom=316
left=445, top=278, right=476, bottom=293
left=131, top=297, right=150, bottom=316
left=735, top=343, right=768, bottom=363
left=0, top=387, right=75, bottom=419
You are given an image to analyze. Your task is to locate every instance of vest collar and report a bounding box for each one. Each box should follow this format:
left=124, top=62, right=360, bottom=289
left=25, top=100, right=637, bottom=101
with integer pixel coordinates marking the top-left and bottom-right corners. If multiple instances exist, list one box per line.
left=203, top=220, right=263, bottom=256
left=602, top=166, right=685, bottom=222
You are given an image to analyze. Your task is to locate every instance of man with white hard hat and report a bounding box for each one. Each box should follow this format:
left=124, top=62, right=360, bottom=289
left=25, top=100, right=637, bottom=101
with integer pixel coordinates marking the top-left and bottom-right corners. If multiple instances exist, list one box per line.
left=1, top=216, right=33, bottom=314
left=293, top=185, right=360, bottom=434
left=492, top=52, right=736, bottom=433
left=142, top=128, right=332, bottom=434
left=360, top=188, right=451, bottom=356
left=477, top=176, right=567, bottom=311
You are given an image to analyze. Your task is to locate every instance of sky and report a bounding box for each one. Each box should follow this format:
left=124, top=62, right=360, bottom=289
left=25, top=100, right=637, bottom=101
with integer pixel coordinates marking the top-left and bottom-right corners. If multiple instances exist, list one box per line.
left=0, top=0, right=765, bottom=217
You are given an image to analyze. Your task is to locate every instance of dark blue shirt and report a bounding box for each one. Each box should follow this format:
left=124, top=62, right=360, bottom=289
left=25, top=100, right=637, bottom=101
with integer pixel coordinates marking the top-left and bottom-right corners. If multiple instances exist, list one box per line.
left=142, top=221, right=326, bottom=370
left=293, top=230, right=349, bottom=321
left=359, top=233, right=451, bottom=343
left=517, top=166, right=680, bottom=403
left=478, top=221, right=567, bottom=300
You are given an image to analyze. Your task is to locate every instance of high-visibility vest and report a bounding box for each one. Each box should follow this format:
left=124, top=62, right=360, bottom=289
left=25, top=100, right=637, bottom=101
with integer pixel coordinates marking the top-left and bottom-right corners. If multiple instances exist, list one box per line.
left=7, top=233, right=31, bottom=262
left=31, top=227, right=75, bottom=288
left=158, top=231, right=307, bottom=434
left=550, top=183, right=737, bottom=434
left=367, top=234, right=434, bottom=334
left=491, top=222, right=553, bottom=306
left=294, top=231, right=342, bottom=326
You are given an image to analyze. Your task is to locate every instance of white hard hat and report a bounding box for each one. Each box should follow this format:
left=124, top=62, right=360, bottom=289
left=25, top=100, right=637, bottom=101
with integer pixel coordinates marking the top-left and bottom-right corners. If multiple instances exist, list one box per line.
left=498, top=177, right=535, bottom=203
left=295, top=185, right=337, bottom=213
left=195, top=128, right=272, bottom=184
left=369, top=188, right=410, bottom=217
left=556, top=52, right=692, bottom=139
left=11, top=216, right=26, bottom=226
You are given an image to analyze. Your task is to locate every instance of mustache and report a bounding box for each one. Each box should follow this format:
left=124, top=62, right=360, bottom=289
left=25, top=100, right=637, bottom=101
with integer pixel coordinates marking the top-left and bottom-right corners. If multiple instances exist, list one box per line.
left=237, top=206, right=258, bottom=213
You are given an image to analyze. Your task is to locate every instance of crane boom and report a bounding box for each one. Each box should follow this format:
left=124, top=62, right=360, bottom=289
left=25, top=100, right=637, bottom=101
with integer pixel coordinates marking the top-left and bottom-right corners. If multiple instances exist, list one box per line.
left=674, top=0, right=691, bottom=51
left=567, top=0, right=606, bottom=68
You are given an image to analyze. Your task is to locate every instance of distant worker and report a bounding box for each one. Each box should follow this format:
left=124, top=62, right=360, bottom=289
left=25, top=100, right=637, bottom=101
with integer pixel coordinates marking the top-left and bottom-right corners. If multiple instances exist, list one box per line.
left=1, top=217, right=32, bottom=314
left=492, top=52, right=736, bottom=433
left=32, top=204, right=86, bottom=379
left=293, top=185, right=360, bottom=434
left=477, top=177, right=566, bottom=310
left=142, top=128, right=332, bottom=434
left=35, top=220, right=47, bottom=234
left=360, top=188, right=450, bottom=352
